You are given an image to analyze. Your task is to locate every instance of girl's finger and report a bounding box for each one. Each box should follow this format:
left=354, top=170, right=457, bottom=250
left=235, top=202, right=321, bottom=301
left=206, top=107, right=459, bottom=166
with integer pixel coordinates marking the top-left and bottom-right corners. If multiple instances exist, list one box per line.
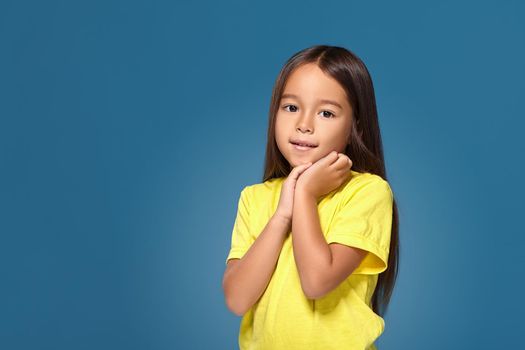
left=333, top=154, right=352, bottom=170
left=289, top=162, right=312, bottom=179
left=295, top=162, right=312, bottom=170
left=297, top=162, right=312, bottom=173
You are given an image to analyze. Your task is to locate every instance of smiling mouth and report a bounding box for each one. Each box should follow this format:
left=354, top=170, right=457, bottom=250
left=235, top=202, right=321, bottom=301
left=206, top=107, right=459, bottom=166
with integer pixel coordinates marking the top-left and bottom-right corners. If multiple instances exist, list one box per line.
left=290, top=140, right=317, bottom=147
left=290, top=141, right=317, bottom=151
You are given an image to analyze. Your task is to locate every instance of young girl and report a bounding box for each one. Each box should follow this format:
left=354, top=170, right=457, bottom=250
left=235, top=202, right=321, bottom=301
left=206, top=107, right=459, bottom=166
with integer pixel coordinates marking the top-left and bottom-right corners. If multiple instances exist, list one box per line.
left=222, top=45, right=399, bottom=350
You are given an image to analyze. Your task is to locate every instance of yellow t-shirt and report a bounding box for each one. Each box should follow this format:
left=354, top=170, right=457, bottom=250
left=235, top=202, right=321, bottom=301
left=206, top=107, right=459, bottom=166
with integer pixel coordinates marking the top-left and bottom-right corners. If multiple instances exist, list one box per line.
left=225, top=170, right=394, bottom=350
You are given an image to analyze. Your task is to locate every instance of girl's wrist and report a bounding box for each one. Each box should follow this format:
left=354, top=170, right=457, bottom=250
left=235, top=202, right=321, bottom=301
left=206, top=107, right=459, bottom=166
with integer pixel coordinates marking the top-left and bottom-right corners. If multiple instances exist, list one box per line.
left=271, top=213, right=292, bottom=237
left=294, top=184, right=316, bottom=202
left=273, top=211, right=292, bottom=225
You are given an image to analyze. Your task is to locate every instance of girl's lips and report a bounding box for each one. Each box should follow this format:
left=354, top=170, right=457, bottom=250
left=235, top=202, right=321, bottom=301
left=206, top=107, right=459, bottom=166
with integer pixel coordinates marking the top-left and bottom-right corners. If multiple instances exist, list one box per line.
left=291, top=142, right=317, bottom=151
left=290, top=139, right=318, bottom=147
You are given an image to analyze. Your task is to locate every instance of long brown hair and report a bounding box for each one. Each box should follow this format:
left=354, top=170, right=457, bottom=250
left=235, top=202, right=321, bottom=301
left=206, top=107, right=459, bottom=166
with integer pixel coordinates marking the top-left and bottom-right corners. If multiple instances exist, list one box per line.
left=261, top=45, right=400, bottom=317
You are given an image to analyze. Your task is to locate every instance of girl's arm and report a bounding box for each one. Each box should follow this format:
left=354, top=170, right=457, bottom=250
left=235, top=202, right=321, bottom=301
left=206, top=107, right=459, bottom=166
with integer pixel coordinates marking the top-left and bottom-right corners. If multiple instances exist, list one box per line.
left=291, top=189, right=368, bottom=299
left=222, top=214, right=290, bottom=316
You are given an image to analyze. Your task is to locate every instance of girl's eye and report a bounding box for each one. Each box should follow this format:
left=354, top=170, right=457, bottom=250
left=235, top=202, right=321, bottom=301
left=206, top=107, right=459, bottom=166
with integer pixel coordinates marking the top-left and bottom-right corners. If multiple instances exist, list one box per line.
left=321, top=110, right=335, bottom=118
left=282, top=105, right=335, bottom=118
left=283, top=104, right=298, bottom=112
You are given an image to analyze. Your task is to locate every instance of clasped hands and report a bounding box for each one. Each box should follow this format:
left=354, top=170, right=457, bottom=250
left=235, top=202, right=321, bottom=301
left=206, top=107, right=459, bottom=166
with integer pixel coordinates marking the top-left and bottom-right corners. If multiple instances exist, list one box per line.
left=296, top=151, right=353, bottom=200
left=275, top=151, right=353, bottom=222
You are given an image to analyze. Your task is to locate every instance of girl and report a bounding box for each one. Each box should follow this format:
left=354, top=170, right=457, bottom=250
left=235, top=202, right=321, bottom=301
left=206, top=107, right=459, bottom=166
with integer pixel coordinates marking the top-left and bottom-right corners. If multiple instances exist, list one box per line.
left=222, top=45, right=400, bottom=350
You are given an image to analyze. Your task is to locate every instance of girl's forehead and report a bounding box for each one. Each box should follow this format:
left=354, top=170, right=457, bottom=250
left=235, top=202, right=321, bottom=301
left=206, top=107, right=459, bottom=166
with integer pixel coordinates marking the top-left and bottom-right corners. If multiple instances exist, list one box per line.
left=285, top=65, right=346, bottom=97
left=281, top=64, right=350, bottom=110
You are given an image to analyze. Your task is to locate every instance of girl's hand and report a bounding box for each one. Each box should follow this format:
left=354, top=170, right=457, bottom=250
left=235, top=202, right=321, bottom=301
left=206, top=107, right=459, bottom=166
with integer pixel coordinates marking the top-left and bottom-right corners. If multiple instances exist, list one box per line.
left=296, top=151, right=353, bottom=200
left=274, top=162, right=313, bottom=221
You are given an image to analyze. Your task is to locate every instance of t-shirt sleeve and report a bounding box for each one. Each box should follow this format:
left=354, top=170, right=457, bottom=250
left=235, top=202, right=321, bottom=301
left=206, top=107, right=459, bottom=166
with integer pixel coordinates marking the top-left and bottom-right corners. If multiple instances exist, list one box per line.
left=225, top=186, right=254, bottom=265
left=326, top=176, right=394, bottom=275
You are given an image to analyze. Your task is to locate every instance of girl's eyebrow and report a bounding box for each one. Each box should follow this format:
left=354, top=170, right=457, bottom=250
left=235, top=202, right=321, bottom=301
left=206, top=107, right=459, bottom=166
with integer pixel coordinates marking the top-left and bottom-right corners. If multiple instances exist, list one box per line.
left=281, top=93, right=343, bottom=110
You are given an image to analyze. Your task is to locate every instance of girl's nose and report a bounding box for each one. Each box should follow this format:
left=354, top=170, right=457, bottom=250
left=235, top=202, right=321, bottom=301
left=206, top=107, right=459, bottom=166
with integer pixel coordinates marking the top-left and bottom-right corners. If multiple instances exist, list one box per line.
left=296, top=114, right=314, bottom=133
left=296, top=125, right=312, bottom=133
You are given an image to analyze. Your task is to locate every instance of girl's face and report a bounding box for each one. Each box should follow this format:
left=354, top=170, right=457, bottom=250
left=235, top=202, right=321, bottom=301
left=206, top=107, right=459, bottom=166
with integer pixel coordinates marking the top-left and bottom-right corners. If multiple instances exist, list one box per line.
left=275, top=63, right=354, bottom=168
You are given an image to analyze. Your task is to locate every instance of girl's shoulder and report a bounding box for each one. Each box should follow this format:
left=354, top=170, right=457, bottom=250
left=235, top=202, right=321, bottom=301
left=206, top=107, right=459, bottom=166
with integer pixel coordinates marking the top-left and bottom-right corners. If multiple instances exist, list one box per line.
left=237, top=177, right=284, bottom=195
left=347, top=170, right=388, bottom=185
left=342, top=170, right=393, bottom=199
left=248, top=177, right=285, bottom=196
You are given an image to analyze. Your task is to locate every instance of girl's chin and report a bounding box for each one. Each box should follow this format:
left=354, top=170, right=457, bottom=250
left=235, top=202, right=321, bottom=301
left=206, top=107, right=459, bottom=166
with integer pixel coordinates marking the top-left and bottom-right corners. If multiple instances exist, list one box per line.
left=289, top=157, right=315, bottom=168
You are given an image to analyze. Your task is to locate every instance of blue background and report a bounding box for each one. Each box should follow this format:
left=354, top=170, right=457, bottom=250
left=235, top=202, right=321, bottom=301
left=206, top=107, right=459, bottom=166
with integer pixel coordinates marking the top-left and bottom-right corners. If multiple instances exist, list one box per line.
left=1, top=0, right=524, bottom=349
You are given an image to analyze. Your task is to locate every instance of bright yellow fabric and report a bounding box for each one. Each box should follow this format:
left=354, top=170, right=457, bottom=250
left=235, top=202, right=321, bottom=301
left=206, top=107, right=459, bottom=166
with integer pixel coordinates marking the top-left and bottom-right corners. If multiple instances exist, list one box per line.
left=225, top=170, right=394, bottom=350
